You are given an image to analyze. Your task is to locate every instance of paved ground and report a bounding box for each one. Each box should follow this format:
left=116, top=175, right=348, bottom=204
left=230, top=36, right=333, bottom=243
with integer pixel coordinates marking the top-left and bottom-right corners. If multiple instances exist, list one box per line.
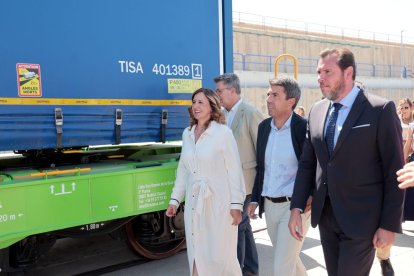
left=107, top=219, right=414, bottom=276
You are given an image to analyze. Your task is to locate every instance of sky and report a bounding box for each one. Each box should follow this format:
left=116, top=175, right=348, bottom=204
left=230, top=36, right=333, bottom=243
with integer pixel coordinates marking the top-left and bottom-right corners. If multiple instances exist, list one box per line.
left=232, top=0, right=414, bottom=42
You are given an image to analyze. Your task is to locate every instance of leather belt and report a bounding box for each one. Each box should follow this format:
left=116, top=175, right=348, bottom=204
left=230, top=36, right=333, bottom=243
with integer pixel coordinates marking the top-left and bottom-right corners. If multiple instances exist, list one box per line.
left=265, top=196, right=291, bottom=203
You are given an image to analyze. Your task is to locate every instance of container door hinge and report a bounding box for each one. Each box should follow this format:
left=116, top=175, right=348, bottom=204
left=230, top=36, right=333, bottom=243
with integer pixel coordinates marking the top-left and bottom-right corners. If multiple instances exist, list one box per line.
left=160, top=109, right=168, bottom=143
left=115, top=109, right=122, bottom=144
left=54, top=108, right=63, bottom=148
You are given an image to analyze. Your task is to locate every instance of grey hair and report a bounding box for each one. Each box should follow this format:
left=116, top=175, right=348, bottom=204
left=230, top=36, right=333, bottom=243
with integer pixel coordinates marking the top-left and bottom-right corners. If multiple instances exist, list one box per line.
left=213, top=73, right=241, bottom=95
left=269, top=77, right=301, bottom=110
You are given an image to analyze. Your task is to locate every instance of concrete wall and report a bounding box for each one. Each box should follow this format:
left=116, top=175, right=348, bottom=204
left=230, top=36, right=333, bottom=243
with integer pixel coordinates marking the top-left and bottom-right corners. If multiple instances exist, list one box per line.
left=233, top=22, right=414, bottom=116
left=236, top=70, right=414, bottom=116
left=233, top=22, right=414, bottom=71
left=240, top=85, right=414, bottom=118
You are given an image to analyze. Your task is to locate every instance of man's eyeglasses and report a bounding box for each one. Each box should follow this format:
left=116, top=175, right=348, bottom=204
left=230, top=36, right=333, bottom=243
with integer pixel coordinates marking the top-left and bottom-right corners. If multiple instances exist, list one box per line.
left=216, top=87, right=230, bottom=94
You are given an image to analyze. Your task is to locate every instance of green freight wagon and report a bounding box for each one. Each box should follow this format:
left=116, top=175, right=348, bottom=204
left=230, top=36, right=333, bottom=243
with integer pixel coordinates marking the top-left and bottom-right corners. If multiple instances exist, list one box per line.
left=0, top=0, right=233, bottom=272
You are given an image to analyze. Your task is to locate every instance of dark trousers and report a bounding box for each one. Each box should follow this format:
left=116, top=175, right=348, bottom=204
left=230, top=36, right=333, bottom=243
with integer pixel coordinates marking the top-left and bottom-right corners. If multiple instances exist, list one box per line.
left=403, top=187, right=414, bottom=221
left=319, top=198, right=375, bottom=276
left=238, top=194, right=259, bottom=274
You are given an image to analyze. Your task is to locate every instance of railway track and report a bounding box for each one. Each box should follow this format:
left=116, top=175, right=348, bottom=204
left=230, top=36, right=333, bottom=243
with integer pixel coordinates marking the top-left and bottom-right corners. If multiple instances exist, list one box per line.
left=20, top=235, right=142, bottom=275
left=13, top=226, right=267, bottom=275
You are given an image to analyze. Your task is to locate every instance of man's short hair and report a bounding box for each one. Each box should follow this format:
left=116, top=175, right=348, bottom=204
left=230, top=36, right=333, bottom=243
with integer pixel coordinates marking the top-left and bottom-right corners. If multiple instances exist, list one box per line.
left=320, top=48, right=356, bottom=80
left=214, top=73, right=241, bottom=95
left=269, top=77, right=301, bottom=110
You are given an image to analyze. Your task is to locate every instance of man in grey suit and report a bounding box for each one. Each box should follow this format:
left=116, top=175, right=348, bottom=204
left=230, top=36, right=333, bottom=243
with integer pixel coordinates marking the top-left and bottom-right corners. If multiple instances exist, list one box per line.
left=288, top=48, right=404, bottom=276
left=215, top=73, right=264, bottom=276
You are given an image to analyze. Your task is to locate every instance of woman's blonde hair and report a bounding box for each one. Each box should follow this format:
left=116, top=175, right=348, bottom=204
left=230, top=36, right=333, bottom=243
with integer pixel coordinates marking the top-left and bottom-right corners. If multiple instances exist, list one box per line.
left=398, top=98, right=412, bottom=108
left=398, top=98, right=413, bottom=121
left=188, top=88, right=225, bottom=128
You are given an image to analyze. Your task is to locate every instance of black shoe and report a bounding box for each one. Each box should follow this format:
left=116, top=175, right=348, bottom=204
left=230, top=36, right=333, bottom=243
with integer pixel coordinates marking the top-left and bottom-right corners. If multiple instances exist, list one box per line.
left=380, top=259, right=394, bottom=276
left=242, top=269, right=258, bottom=276
left=242, top=272, right=258, bottom=276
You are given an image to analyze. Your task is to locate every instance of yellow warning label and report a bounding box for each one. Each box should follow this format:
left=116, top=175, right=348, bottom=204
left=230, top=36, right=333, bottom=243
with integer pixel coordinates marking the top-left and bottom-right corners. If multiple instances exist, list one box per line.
left=167, top=79, right=202, bottom=93
left=0, top=97, right=192, bottom=106
left=16, top=64, right=42, bottom=97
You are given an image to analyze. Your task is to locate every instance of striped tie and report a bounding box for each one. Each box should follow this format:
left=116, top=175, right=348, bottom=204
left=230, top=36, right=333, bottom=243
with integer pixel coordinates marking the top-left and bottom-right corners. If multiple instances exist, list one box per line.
left=325, top=103, right=342, bottom=157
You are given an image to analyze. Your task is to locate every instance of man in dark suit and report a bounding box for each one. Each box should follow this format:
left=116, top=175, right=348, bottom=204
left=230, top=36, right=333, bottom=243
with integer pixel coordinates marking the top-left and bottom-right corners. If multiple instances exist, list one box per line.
left=288, top=48, right=404, bottom=276
left=248, top=77, right=311, bottom=276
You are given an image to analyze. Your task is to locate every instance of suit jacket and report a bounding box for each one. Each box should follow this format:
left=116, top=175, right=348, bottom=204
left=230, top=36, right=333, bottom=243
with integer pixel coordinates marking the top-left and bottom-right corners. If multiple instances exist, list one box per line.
left=252, top=112, right=307, bottom=218
left=291, top=89, right=405, bottom=239
left=230, top=100, right=264, bottom=195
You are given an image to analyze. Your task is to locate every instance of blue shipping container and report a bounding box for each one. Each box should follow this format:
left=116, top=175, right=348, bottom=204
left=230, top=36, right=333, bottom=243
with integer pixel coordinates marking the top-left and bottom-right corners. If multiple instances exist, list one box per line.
left=0, top=0, right=233, bottom=150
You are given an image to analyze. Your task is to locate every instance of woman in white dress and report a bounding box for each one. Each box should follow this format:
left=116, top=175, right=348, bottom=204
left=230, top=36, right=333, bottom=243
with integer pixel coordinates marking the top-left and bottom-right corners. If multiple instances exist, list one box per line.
left=405, top=122, right=414, bottom=162
left=398, top=98, right=414, bottom=221
left=166, top=88, right=246, bottom=276
left=398, top=98, right=413, bottom=154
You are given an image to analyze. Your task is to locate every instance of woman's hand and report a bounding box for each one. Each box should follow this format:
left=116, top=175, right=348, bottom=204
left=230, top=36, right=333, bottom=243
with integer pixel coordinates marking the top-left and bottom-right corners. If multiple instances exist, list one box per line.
left=230, top=209, right=242, bottom=225
left=397, top=161, right=414, bottom=189
left=166, top=204, right=177, bottom=217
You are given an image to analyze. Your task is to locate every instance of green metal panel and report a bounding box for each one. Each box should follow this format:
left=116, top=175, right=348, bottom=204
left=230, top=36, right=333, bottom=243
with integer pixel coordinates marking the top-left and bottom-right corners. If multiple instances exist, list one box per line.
left=26, top=179, right=91, bottom=230
left=90, top=174, right=135, bottom=220
left=135, top=170, right=175, bottom=214
left=0, top=188, right=26, bottom=233
left=0, top=159, right=178, bottom=249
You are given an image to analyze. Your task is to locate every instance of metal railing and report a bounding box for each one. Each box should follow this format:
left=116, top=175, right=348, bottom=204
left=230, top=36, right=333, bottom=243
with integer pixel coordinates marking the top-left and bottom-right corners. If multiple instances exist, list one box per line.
left=234, top=53, right=413, bottom=78
left=233, top=11, right=414, bottom=45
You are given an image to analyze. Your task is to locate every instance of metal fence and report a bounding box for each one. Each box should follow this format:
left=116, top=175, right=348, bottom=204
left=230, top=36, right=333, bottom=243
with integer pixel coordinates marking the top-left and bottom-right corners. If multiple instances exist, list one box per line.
left=234, top=53, right=414, bottom=78
left=233, top=11, right=414, bottom=45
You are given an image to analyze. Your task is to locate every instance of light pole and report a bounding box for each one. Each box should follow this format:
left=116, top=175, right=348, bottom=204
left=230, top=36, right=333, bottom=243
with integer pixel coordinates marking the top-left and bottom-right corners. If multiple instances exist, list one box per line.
left=400, top=30, right=405, bottom=78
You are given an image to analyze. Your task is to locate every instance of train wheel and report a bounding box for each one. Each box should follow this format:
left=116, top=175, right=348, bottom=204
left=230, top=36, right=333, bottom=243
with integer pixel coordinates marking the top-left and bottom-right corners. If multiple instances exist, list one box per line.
left=125, top=207, right=186, bottom=259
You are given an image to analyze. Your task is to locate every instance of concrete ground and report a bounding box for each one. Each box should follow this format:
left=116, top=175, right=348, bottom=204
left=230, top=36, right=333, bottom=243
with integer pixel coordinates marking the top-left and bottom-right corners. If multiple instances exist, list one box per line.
left=106, top=218, right=414, bottom=276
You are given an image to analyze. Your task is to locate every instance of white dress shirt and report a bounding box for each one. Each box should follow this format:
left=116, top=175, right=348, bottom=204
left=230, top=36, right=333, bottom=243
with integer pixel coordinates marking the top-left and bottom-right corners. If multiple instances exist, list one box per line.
left=224, top=99, right=242, bottom=127
left=324, top=85, right=360, bottom=147
left=262, top=113, right=298, bottom=198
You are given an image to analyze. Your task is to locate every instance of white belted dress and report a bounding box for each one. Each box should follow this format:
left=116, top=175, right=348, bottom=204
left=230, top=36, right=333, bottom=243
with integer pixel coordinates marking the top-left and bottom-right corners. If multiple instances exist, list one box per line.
left=169, top=121, right=246, bottom=276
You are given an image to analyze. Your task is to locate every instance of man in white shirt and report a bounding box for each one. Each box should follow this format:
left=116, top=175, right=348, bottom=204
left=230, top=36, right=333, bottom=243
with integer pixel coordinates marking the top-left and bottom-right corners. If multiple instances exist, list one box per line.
left=248, top=77, right=311, bottom=276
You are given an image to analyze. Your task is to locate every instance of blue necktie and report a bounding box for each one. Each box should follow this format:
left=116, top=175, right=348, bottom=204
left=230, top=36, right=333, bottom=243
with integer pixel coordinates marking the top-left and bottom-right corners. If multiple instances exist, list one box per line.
left=325, top=103, right=342, bottom=157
